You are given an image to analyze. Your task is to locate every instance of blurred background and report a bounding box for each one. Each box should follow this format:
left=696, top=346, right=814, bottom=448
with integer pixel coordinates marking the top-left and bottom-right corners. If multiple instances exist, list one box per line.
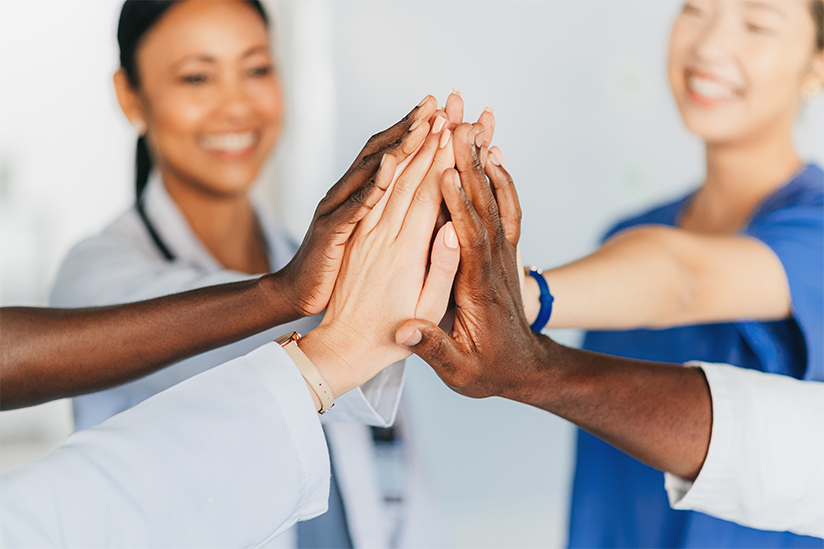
left=0, top=1, right=822, bottom=547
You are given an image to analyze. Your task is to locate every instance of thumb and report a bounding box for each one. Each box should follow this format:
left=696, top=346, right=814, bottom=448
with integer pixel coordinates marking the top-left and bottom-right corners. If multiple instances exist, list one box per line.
left=395, top=318, right=464, bottom=374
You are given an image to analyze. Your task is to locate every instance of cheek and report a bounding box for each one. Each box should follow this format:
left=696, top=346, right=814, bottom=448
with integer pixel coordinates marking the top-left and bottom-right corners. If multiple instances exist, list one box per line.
left=256, top=80, right=284, bottom=133
left=746, top=51, right=807, bottom=111
left=667, top=23, right=692, bottom=99
left=148, top=91, right=212, bottom=152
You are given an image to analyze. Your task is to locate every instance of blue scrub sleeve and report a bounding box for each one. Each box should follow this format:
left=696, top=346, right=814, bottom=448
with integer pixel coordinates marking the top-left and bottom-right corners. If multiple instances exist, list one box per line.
left=743, top=205, right=824, bottom=381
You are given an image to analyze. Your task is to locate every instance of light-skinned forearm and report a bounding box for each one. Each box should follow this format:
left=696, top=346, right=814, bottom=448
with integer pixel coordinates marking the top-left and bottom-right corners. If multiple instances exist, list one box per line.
left=509, top=335, right=712, bottom=480
left=525, top=225, right=791, bottom=330
left=0, top=273, right=297, bottom=410
left=524, top=227, right=694, bottom=329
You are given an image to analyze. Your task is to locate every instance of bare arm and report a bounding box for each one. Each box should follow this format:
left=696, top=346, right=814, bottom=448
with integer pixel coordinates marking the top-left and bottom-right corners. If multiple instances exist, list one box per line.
left=523, top=223, right=791, bottom=330
left=396, top=128, right=711, bottom=479
left=0, top=97, right=440, bottom=410
left=1, top=277, right=288, bottom=410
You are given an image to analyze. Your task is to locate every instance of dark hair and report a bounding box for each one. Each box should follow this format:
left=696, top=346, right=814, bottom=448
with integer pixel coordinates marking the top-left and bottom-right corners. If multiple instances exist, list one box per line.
left=812, top=0, right=824, bottom=52
left=117, top=0, right=270, bottom=200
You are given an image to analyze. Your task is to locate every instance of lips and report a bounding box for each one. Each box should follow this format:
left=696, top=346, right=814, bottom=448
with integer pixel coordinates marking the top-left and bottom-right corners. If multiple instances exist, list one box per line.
left=685, top=72, right=742, bottom=104
left=199, top=131, right=257, bottom=153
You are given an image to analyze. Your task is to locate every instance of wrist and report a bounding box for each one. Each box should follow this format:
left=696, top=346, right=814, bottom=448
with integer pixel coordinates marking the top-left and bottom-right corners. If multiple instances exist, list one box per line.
left=523, top=272, right=541, bottom=324
left=297, top=326, right=364, bottom=399
left=258, top=272, right=302, bottom=323
left=499, top=333, right=565, bottom=408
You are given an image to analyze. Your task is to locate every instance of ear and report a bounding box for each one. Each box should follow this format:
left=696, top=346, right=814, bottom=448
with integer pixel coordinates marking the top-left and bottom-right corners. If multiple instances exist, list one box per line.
left=113, top=68, right=146, bottom=131
left=812, top=50, right=824, bottom=86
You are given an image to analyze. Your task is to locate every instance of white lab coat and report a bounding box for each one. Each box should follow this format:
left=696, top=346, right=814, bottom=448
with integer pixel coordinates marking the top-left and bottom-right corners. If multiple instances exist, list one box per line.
left=49, top=175, right=447, bottom=548
left=665, top=362, right=824, bottom=539
left=1, top=342, right=332, bottom=548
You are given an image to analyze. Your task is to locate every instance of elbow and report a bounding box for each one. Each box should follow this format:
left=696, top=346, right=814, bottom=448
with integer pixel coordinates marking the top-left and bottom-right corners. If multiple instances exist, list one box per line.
left=610, top=226, right=699, bottom=329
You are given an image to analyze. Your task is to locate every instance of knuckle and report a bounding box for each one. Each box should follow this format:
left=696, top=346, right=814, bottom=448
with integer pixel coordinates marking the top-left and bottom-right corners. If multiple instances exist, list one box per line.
left=365, top=131, right=383, bottom=148
left=472, top=225, right=490, bottom=250
left=482, top=198, right=500, bottom=220
left=412, top=184, right=437, bottom=206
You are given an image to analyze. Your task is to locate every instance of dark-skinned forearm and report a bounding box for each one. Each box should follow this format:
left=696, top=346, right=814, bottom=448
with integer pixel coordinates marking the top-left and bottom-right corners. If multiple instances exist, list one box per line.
left=511, top=336, right=712, bottom=480
left=0, top=273, right=298, bottom=410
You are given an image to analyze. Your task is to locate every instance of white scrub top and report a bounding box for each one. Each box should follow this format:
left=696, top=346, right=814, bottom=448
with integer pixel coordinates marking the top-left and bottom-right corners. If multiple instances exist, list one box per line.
left=666, top=362, right=824, bottom=539
left=49, top=175, right=448, bottom=548
left=1, top=343, right=331, bottom=548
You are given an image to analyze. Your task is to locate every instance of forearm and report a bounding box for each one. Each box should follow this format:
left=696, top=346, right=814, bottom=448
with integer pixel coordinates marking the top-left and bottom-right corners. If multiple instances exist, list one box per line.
left=0, top=273, right=297, bottom=409
left=511, top=336, right=712, bottom=480
left=525, top=225, right=791, bottom=329
left=525, top=227, right=693, bottom=329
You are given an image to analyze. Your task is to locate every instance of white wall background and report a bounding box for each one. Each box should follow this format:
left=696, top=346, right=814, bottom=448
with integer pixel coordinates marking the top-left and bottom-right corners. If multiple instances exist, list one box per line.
left=1, top=1, right=822, bottom=547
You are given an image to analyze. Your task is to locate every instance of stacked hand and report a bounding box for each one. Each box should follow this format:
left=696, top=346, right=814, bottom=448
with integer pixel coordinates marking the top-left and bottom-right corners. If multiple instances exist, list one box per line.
left=298, top=91, right=514, bottom=399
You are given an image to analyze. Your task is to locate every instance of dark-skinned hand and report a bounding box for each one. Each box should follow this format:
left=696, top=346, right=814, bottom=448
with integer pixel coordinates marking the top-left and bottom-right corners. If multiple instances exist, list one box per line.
left=275, top=96, right=438, bottom=318
left=394, top=122, right=547, bottom=400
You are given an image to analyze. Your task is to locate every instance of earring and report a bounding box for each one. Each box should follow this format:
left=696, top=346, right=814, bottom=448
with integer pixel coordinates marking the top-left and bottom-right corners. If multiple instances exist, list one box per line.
left=133, top=118, right=147, bottom=136
left=802, top=80, right=822, bottom=103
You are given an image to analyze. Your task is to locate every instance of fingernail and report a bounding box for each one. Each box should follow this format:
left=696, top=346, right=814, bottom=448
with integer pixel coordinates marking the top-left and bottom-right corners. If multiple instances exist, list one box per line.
left=451, top=170, right=463, bottom=190
left=489, top=150, right=501, bottom=166
left=484, top=106, right=494, bottom=114
left=439, top=128, right=451, bottom=149
left=404, top=329, right=422, bottom=346
left=474, top=129, right=486, bottom=148
left=444, top=222, right=458, bottom=249
left=432, top=115, right=446, bottom=134
left=418, top=95, right=429, bottom=107
left=450, top=88, right=461, bottom=96
left=380, top=153, right=387, bottom=167
left=408, top=118, right=422, bottom=132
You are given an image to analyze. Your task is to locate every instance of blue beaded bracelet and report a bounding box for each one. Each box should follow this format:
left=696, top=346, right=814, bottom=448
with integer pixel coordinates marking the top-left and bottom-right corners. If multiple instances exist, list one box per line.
left=527, top=267, right=554, bottom=333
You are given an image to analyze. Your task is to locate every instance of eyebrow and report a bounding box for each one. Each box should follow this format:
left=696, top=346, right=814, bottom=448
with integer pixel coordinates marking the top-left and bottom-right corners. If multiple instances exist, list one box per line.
left=171, top=45, right=272, bottom=69
left=741, top=1, right=788, bottom=19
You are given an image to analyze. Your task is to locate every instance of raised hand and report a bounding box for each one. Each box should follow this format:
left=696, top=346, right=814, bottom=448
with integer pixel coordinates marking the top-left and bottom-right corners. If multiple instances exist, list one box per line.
left=444, top=89, right=496, bottom=166
left=394, top=123, right=545, bottom=399
left=298, top=113, right=461, bottom=396
left=274, top=96, right=439, bottom=319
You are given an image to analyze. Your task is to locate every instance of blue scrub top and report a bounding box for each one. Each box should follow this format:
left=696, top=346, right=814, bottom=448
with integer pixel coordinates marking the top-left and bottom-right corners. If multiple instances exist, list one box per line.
left=568, top=164, right=824, bottom=548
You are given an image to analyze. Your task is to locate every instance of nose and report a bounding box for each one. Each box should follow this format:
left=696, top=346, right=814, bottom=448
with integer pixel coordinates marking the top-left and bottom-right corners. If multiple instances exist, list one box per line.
left=217, top=76, right=253, bottom=122
left=692, top=9, right=735, bottom=63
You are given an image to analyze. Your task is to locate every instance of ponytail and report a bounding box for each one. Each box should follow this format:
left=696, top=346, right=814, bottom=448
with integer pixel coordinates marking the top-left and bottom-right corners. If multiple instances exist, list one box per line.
left=135, top=135, right=152, bottom=200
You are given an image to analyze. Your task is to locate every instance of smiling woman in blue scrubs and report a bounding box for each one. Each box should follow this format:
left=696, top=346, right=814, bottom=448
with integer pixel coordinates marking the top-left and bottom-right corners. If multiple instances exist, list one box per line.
left=521, top=0, right=824, bottom=547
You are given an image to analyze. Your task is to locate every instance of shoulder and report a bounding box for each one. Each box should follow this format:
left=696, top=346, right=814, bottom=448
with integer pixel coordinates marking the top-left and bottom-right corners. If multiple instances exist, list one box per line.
left=600, top=192, right=693, bottom=243
left=49, top=207, right=165, bottom=307
left=754, top=164, right=824, bottom=218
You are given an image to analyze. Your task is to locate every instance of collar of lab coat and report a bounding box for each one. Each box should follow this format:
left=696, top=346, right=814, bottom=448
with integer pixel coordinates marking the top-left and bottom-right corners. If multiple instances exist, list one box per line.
left=141, top=172, right=296, bottom=274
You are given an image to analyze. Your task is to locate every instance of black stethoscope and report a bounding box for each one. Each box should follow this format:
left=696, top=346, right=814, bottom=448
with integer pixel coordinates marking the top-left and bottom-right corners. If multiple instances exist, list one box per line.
left=137, top=198, right=176, bottom=261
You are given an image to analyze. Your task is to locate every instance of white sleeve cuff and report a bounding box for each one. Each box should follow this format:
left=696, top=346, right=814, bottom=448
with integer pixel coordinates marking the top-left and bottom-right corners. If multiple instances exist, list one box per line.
left=665, top=361, right=824, bottom=539
left=321, top=361, right=405, bottom=427
left=665, top=361, right=734, bottom=512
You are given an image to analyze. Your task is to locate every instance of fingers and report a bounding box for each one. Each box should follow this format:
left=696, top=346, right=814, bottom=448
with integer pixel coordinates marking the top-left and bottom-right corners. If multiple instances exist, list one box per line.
left=475, top=107, right=495, bottom=167
left=320, top=96, right=437, bottom=214
left=331, top=153, right=396, bottom=239
left=485, top=150, right=521, bottom=246
left=395, top=318, right=468, bottom=386
left=440, top=169, right=492, bottom=279
left=445, top=89, right=464, bottom=130
left=416, top=222, right=460, bottom=323
left=476, top=107, right=496, bottom=148
left=378, top=115, right=447, bottom=237
left=451, top=123, right=501, bottom=235
left=489, top=146, right=505, bottom=168
left=397, top=125, right=455, bottom=246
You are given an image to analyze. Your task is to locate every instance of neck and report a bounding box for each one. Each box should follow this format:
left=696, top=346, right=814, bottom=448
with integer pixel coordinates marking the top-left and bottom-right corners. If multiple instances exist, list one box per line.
left=683, top=123, right=802, bottom=233
left=161, top=171, right=270, bottom=274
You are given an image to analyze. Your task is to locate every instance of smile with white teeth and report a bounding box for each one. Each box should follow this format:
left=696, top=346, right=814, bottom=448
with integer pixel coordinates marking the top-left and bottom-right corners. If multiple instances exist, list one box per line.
left=687, top=75, right=739, bottom=102
left=199, top=132, right=256, bottom=152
